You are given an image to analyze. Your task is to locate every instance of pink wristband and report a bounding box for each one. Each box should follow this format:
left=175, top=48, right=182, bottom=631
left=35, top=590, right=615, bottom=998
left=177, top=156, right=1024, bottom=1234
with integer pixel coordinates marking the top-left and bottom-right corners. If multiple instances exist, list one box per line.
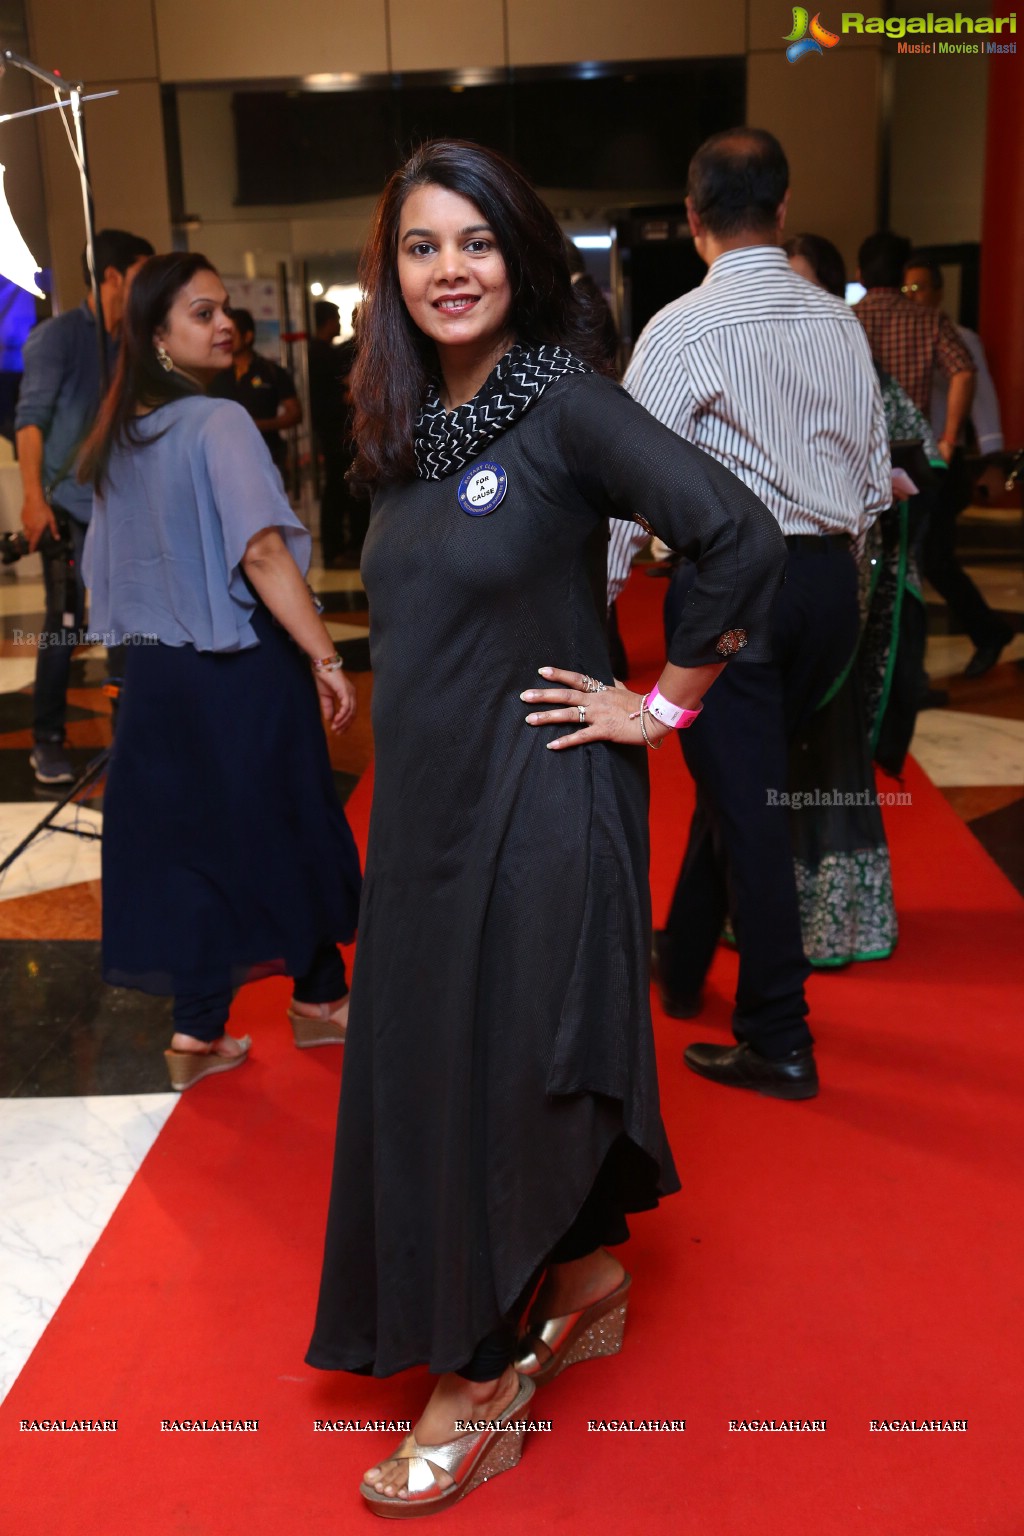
left=648, top=684, right=703, bottom=730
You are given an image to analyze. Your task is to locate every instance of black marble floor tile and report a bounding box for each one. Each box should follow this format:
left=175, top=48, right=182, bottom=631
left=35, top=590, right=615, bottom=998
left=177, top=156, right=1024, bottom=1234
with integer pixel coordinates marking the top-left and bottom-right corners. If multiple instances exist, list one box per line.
left=0, top=693, right=104, bottom=734
left=1, top=940, right=173, bottom=1096
left=0, top=745, right=109, bottom=803
left=335, top=637, right=371, bottom=671
left=968, top=800, right=1024, bottom=897
left=315, top=588, right=369, bottom=615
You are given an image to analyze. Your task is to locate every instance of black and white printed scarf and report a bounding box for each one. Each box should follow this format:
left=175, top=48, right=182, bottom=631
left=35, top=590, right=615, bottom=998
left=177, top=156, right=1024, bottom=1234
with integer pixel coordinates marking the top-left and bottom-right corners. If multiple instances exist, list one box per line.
left=413, top=343, right=591, bottom=481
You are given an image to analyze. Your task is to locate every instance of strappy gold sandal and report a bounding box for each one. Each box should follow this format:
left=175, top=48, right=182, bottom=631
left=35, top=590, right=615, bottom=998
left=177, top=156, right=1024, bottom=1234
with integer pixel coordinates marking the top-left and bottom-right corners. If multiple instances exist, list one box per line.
left=287, top=998, right=348, bottom=1048
left=359, top=1373, right=535, bottom=1519
left=514, top=1273, right=631, bottom=1385
left=163, top=1035, right=252, bottom=1092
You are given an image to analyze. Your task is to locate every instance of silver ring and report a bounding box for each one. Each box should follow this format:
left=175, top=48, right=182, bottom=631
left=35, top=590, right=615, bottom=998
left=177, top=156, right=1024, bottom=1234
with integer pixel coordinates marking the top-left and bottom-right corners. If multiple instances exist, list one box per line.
left=578, top=705, right=587, bottom=725
left=582, top=674, right=605, bottom=693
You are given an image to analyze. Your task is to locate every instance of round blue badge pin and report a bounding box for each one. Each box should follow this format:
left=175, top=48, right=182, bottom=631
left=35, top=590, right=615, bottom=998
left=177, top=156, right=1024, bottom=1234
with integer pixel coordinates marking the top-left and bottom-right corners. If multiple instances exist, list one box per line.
left=457, top=463, right=507, bottom=517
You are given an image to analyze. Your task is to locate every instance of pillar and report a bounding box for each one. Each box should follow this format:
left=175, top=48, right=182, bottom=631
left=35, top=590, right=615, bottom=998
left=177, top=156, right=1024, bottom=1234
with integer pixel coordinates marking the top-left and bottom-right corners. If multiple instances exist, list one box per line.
left=979, top=7, right=1024, bottom=449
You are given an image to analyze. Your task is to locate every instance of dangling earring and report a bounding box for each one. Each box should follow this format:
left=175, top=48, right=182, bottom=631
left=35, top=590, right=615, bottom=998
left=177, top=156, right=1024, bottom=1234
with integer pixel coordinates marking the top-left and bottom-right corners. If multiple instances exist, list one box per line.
left=155, top=343, right=174, bottom=373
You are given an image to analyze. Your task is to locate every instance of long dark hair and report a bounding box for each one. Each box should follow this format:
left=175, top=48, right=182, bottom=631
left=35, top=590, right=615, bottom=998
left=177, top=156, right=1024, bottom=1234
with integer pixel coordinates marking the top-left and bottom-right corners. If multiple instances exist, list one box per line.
left=351, top=139, right=608, bottom=489
left=80, top=252, right=219, bottom=492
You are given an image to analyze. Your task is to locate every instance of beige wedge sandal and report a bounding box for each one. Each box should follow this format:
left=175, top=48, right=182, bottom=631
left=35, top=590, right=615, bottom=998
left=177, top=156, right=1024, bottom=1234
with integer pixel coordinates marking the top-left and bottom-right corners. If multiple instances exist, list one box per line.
left=513, top=1272, right=631, bottom=1385
left=163, top=1035, right=252, bottom=1092
left=359, top=1373, right=535, bottom=1519
left=287, top=998, right=348, bottom=1047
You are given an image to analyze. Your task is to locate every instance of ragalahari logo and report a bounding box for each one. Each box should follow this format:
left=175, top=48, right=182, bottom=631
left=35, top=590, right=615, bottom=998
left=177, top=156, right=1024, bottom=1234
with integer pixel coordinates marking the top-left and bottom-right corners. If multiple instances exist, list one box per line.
left=784, top=8, right=842, bottom=61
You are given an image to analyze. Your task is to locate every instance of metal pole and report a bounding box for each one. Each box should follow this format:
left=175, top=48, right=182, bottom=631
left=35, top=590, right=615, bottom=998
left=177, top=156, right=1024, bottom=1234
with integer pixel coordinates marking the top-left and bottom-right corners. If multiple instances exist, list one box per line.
left=70, top=84, right=108, bottom=393
left=0, top=750, right=109, bottom=879
left=0, top=54, right=109, bottom=387
left=0, top=47, right=82, bottom=91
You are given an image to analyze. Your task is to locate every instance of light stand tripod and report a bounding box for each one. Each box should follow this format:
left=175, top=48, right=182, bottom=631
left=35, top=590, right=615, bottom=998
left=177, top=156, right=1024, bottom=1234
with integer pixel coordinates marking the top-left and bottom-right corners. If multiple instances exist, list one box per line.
left=0, top=51, right=119, bottom=878
left=0, top=674, right=121, bottom=882
left=0, top=748, right=109, bottom=880
left=0, top=48, right=116, bottom=387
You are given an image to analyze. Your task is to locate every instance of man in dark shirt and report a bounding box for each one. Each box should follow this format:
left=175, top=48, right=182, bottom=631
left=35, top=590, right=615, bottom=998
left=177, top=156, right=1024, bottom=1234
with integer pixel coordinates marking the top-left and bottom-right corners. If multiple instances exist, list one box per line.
left=900, top=250, right=1015, bottom=677
left=307, top=300, right=361, bottom=565
left=211, top=307, right=301, bottom=475
left=15, top=227, right=154, bottom=784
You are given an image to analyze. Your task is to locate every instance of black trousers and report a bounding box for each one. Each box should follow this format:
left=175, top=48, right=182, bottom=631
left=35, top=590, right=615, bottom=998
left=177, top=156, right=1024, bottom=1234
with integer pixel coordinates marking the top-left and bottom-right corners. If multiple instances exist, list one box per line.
left=660, top=537, right=860, bottom=1059
left=922, top=453, right=1012, bottom=650
left=33, top=508, right=87, bottom=742
left=319, top=444, right=369, bottom=564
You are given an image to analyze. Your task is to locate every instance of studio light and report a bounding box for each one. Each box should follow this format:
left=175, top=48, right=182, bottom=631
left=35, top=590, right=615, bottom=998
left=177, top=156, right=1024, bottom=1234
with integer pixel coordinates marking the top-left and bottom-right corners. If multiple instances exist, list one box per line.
left=1, top=48, right=119, bottom=384
left=0, top=160, right=44, bottom=295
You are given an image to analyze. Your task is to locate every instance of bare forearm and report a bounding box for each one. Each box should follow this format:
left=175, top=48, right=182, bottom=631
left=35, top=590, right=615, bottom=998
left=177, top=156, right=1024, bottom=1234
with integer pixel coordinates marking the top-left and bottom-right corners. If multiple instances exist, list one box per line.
left=241, top=535, right=336, bottom=661
left=15, top=426, right=46, bottom=501
left=644, top=661, right=727, bottom=744
left=657, top=660, right=725, bottom=710
left=253, top=401, right=301, bottom=434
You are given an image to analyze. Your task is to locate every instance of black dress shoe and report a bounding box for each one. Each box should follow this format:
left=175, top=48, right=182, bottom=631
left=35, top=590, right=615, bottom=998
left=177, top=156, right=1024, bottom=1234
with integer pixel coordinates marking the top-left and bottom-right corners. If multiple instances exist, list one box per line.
left=683, top=1042, right=819, bottom=1100
left=963, top=636, right=1012, bottom=679
left=650, top=931, right=703, bottom=1019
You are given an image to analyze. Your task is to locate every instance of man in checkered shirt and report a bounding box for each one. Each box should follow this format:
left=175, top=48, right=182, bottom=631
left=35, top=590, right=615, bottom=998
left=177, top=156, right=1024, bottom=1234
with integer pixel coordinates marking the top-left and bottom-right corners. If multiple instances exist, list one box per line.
left=856, top=231, right=1014, bottom=680
left=855, top=231, right=975, bottom=445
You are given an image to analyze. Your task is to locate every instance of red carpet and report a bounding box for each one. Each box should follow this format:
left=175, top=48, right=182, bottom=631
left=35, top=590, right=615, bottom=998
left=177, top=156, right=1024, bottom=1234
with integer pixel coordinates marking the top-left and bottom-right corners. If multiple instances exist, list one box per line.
left=3, top=570, right=1022, bottom=1535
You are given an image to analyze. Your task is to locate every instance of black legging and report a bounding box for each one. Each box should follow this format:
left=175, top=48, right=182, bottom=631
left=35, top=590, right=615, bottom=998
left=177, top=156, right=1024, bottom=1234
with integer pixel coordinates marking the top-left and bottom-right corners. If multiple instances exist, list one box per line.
left=172, top=942, right=348, bottom=1043
left=457, top=1140, right=632, bottom=1381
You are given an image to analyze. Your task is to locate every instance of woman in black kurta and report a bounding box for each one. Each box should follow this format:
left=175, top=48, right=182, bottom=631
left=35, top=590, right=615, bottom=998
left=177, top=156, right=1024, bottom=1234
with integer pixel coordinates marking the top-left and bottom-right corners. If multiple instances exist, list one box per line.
left=307, top=143, right=786, bottom=1516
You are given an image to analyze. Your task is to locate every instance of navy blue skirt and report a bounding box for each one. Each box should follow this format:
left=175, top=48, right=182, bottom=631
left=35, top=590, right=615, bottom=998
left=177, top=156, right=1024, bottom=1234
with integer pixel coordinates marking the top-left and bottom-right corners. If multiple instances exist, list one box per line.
left=101, top=604, right=361, bottom=997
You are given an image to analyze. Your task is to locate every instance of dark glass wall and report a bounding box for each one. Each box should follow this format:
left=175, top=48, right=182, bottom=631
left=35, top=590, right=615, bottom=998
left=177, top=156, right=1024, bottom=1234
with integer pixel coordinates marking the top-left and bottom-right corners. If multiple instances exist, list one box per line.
left=231, top=61, right=745, bottom=205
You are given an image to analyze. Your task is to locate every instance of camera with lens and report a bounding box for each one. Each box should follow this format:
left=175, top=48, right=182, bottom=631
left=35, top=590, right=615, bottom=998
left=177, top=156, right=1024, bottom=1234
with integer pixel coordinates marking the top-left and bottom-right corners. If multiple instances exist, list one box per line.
left=0, top=526, right=71, bottom=566
left=0, top=529, right=32, bottom=565
left=1, top=524, right=76, bottom=622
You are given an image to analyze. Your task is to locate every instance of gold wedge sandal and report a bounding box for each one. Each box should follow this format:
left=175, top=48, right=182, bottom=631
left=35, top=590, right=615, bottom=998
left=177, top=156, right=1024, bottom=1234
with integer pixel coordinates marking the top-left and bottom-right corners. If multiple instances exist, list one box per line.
left=514, top=1272, right=631, bottom=1385
left=359, top=1373, right=535, bottom=1519
left=163, top=1035, right=252, bottom=1092
left=287, top=998, right=348, bottom=1048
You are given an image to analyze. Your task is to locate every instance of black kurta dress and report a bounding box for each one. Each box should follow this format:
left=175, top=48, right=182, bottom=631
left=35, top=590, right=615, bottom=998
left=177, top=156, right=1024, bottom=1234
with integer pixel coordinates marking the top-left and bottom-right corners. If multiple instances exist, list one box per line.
left=308, top=371, right=785, bottom=1376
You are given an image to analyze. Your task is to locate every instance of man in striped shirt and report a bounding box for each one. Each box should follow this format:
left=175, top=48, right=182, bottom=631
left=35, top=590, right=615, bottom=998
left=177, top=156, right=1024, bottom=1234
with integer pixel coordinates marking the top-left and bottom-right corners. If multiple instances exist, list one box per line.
left=625, top=127, right=891, bottom=1101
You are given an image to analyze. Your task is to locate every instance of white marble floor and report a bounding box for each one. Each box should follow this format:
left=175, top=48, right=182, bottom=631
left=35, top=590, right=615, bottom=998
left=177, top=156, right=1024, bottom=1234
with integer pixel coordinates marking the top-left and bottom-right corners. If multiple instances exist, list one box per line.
left=325, top=618, right=370, bottom=643
left=0, top=1094, right=178, bottom=1402
left=0, top=657, right=38, bottom=693
left=909, top=710, right=1024, bottom=786
left=0, top=569, right=44, bottom=613
left=924, top=629, right=1024, bottom=679
left=960, top=563, right=1024, bottom=614
left=0, top=803, right=104, bottom=902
